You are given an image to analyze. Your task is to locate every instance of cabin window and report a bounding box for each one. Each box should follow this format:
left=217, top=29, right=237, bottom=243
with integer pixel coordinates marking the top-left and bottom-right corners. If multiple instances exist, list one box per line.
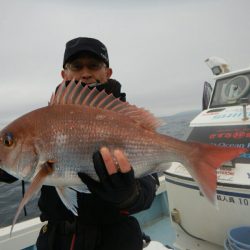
left=210, top=74, right=250, bottom=108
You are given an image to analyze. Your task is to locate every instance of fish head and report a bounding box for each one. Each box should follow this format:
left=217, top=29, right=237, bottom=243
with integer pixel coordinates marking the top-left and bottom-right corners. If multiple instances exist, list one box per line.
left=0, top=119, right=39, bottom=181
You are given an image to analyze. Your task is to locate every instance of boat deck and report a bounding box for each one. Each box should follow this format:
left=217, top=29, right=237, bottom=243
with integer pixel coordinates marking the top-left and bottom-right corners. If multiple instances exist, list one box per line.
left=143, top=216, right=175, bottom=249
left=135, top=190, right=176, bottom=249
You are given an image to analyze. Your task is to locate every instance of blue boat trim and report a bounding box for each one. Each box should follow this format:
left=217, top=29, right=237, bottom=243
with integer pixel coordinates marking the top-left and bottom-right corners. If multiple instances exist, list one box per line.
left=165, top=177, right=250, bottom=198
left=164, top=171, right=250, bottom=189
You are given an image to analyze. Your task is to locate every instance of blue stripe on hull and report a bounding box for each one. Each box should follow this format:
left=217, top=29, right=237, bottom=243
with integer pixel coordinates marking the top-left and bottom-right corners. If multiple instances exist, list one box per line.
left=165, top=177, right=250, bottom=199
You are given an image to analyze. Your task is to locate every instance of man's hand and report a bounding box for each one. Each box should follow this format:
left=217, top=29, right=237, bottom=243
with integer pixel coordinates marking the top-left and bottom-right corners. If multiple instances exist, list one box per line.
left=78, top=147, right=139, bottom=209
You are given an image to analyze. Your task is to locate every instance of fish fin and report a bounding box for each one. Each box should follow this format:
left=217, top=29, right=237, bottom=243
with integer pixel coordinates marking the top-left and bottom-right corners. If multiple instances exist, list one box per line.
left=55, top=187, right=79, bottom=216
left=67, top=81, right=85, bottom=104
left=186, top=142, right=247, bottom=204
left=49, top=81, right=162, bottom=131
left=55, top=185, right=91, bottom=216
left=10, top=161, right=54, bottom=236
left=69, top=185, right=90, bottom=193
left=49, top=80, right=66, bottom=105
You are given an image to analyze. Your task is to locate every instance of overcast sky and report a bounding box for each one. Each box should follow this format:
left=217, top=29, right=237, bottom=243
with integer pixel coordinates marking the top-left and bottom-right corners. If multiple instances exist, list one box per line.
left=1, top=0, right=250, bottom=125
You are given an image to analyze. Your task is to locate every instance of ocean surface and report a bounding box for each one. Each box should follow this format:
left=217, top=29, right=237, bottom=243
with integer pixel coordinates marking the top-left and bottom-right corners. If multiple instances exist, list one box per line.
left=0, top=110, right=199, bottom=228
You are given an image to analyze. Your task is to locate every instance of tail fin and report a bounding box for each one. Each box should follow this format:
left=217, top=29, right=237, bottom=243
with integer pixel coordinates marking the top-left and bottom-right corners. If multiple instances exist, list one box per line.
left=186, top=142, right=247, bottom=204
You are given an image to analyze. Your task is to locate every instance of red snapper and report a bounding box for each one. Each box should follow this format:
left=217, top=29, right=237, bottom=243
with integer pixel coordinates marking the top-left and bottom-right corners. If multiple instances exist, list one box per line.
left=0, top=80, right=247, bottom=234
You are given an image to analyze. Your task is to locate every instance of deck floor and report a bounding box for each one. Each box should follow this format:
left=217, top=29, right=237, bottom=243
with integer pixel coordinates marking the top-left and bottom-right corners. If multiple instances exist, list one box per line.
left=143, top=216, right=176, bottom=249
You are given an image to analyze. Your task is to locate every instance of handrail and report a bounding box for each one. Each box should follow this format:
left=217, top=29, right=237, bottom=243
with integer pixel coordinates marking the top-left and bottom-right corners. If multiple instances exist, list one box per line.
left=0, top=218, right=45, bottom=250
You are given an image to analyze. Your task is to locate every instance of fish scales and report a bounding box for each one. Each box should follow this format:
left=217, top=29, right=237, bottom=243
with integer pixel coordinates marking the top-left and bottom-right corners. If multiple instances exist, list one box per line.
left=6, top=104, right=172, bottom=184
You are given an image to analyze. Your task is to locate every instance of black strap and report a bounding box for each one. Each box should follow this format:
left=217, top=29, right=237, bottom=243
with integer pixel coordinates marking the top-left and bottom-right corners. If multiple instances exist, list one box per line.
left=22, top=180, right=27, bottom=216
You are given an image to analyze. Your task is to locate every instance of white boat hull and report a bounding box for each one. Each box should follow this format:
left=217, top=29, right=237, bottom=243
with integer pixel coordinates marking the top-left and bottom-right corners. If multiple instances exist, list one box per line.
left=165, top=162, right=250, bottom=249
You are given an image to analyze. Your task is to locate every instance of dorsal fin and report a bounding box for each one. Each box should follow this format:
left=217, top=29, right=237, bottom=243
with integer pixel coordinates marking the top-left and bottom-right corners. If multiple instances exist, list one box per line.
left=49, top=80, right=162, bottom=131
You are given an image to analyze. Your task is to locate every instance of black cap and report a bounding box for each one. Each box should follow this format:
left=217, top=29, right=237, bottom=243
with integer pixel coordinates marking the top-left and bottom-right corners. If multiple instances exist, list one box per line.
left=63, top=37, right=109, bottom=67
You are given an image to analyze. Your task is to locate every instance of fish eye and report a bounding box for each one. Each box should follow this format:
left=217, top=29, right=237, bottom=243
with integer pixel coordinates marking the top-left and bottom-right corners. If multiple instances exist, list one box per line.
left=3, top=132, right=14, bottom=147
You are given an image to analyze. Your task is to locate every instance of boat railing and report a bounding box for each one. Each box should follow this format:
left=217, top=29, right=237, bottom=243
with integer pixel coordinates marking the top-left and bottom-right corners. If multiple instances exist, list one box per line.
left=0, top=217, right=45, bottom=250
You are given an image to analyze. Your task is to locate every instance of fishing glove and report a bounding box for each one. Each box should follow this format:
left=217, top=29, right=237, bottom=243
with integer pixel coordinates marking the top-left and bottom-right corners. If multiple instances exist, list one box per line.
left=0, top=168, right=18, bottom=183
left=78, top=151, right=140, bottom=209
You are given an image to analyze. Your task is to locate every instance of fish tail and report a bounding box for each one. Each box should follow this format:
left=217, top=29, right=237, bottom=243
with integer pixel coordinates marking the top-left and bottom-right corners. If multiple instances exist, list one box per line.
left=183, top=141, right=247, bottom=204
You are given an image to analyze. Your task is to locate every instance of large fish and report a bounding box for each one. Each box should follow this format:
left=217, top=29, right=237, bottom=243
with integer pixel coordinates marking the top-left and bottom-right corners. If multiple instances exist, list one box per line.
left=0, top=80, right=247, bottom=234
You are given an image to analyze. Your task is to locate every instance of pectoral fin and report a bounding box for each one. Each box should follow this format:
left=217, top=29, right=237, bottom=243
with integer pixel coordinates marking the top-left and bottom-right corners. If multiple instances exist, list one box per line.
left=10, top=161, right=54, bottom=236
left=56, top=187, right=79, bottom=216
left=55, top=185, right=90, bottom=216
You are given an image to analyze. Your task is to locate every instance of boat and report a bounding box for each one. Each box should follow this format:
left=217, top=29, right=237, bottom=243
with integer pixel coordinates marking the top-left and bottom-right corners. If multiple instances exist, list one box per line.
left=2, top=56, right=250, bottom=249
left=165, top=56, right=250, bottom=250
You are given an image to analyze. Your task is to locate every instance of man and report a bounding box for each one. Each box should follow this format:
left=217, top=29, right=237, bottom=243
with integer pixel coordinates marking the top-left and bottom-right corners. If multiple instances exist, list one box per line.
left=0, top=37, right=158, bottom=250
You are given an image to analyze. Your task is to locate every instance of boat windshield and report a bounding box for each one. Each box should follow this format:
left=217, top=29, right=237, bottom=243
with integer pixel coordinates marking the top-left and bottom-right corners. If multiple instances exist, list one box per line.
left=210, top=73, right=250, bottom=108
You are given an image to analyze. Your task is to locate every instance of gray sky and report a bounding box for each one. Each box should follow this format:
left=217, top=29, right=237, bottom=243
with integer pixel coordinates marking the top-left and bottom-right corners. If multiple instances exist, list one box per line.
left=1, top=0, right=250, bottom=124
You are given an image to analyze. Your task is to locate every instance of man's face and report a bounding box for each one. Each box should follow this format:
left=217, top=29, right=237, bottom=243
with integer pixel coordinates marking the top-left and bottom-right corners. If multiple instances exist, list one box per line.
left=61, top=55, right=112, bottom=84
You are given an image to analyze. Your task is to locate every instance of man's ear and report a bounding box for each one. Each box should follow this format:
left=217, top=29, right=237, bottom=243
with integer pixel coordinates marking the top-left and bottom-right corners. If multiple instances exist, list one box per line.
left=61, top=70, right=65, bottom=79
left=106, top=68, right=113, bottom=78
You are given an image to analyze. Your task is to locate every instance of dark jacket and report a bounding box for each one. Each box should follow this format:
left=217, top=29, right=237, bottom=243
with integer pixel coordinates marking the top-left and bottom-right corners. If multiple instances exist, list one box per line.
left=0, top=169, right=18, bottom=183
left=37, top=174, right=158, bottom=250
